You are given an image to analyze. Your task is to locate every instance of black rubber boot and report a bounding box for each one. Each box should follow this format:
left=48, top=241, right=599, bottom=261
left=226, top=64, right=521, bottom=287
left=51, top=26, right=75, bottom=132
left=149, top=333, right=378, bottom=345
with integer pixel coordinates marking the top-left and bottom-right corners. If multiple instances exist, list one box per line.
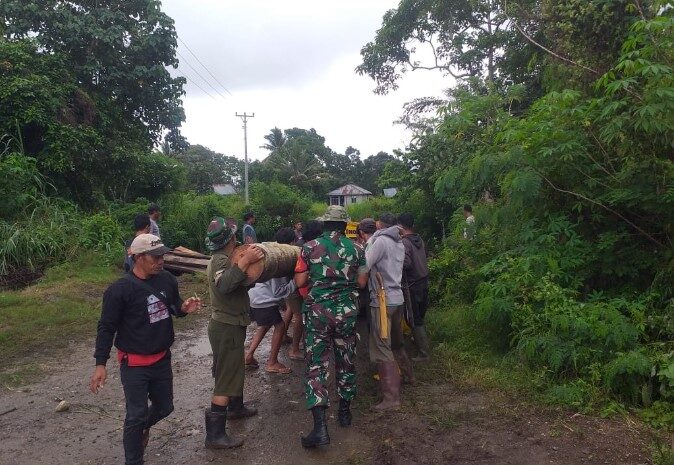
left=227, top=396, right=258, bottom=419
left=300, top=406, right=330, bottom=448
left=204, top=409, right=244, bottom=449
left=337, top=399, right=352, bottom=427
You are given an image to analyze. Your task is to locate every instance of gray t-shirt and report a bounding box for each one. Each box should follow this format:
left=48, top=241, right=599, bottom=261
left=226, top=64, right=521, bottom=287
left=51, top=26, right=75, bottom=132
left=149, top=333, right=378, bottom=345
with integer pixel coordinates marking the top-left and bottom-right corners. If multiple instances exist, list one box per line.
left=150, top=219, right=160, bottom=238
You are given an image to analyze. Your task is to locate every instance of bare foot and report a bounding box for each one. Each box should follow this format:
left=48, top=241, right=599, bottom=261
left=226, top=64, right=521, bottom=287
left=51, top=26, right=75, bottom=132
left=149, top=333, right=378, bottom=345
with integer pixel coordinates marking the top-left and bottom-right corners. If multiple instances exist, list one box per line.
left=265, top=362, right=291, bottom=374
left=288, top=351, right=304, bottom=361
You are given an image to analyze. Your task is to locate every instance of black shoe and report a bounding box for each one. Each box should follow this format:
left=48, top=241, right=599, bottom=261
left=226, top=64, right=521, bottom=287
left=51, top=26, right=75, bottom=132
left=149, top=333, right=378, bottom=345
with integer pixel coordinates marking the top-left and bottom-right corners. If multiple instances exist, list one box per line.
left=300, top=406, right=330, bottom=448
left=337, top=399, right=352, bottom=427
left=227, top=396, right=258, bottom=419
left=204, top=409, right=244, bottom=449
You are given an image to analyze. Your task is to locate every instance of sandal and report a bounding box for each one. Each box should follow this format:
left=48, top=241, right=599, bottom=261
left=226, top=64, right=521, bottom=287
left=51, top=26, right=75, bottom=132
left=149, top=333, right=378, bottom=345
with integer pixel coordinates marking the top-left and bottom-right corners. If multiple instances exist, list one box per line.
left=245, top=357, right=259, bottom=368
left=265, top=364, right=292, bottom=374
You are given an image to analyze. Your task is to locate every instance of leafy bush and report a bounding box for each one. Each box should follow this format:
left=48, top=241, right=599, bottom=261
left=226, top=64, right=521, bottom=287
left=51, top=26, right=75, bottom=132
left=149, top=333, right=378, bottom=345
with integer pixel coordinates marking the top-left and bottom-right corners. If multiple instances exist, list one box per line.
left=78, top=213, right=125, bottom=264
left=159, top=192, right=244, bottom=251
left=346, top=197, right=396, bottom=221
left=248, top=181, right=314, bottom=241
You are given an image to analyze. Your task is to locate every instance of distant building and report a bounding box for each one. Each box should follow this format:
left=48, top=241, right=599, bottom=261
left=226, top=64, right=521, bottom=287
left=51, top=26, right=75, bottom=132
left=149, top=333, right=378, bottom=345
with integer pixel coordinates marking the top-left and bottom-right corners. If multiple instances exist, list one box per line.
left=383, top=188, right=398, bottom=198
left=327, top=184, right=373, bottom=206
left=213, top=183, right=237, bottom=195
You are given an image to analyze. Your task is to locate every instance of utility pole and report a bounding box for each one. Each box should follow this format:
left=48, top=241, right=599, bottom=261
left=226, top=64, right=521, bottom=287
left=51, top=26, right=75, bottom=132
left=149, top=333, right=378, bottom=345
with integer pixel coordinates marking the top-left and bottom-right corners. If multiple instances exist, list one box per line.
left=235, top=112, right=255, bottom=204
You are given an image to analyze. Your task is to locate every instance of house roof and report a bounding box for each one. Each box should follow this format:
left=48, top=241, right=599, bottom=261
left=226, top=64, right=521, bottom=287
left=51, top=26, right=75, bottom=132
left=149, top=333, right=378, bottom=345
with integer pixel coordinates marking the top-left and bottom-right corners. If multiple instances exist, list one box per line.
left=213, top=183, right=237, bottom=195
left=327, top=184, right=373, bottom=196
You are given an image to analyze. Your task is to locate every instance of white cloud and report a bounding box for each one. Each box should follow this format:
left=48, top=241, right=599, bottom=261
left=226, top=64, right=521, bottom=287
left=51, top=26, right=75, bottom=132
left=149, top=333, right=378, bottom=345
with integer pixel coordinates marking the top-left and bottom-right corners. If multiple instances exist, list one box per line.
left=162, top=0, right=452, bottom=160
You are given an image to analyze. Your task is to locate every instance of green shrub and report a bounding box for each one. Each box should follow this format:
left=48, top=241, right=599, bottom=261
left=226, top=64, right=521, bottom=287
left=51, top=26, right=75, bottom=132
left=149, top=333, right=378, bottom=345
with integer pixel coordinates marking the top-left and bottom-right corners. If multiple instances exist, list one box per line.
left=78, top=213, right=125, bottom=264
left=248, top=182, right=314, bottom=241
left=159, top=192, right=245, bottom=251
left=346, top=197, right=396, bottom=221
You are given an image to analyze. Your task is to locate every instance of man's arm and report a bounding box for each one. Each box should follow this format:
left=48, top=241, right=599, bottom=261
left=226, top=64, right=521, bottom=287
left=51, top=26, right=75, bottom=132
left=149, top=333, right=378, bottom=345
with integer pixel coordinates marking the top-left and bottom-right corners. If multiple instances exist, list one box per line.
left=94, top=287, right=123, bottom=366
left=364, top=237, right=385, bottom=271
left=402, top=238, right=413, bottom=272
left=90, top=286, right=123, bottom=393
left=214, top=246, right=264, bottom=294
left=166, top=272, right=201, bottom=316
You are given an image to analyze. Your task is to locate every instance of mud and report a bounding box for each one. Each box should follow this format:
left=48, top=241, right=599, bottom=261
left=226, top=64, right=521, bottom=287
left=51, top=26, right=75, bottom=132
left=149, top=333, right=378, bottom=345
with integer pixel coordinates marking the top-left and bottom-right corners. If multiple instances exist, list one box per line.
left=0, top=313, right=653, bottom=465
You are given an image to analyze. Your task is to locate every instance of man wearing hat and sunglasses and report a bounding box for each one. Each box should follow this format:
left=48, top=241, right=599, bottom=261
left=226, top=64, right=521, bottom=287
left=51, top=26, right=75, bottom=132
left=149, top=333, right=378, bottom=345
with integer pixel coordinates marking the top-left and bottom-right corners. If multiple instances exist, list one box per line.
left=90, top=234, right=201, bottom=465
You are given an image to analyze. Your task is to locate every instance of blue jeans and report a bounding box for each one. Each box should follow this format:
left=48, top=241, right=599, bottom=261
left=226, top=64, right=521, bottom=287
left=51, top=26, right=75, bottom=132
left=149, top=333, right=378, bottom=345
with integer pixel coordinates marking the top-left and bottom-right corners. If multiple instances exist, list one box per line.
left=120, top=353, right=174, bottom=465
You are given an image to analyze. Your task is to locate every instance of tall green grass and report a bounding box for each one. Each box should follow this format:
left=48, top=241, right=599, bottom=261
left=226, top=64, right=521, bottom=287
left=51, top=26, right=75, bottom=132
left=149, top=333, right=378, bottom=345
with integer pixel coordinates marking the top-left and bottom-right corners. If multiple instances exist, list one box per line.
left=0, top=198, right=80, bottom=275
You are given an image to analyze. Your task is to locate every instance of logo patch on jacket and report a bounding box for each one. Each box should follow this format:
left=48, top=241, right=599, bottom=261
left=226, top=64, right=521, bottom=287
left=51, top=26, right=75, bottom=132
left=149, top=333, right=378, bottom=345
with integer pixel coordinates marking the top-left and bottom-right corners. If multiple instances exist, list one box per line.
left=147, top=294, right=170, bottom=324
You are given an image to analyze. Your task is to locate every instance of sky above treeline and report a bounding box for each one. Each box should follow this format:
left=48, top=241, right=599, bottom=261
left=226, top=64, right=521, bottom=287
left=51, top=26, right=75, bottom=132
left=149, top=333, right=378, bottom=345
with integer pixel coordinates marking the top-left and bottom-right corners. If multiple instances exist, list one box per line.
left=162, top=0, right=450, bottom=161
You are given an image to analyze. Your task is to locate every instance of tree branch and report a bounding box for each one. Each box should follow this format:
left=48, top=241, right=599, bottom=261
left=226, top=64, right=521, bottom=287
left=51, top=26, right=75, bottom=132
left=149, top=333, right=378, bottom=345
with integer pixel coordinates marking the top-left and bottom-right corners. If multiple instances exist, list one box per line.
left=533, top=169, right=665, bottom=248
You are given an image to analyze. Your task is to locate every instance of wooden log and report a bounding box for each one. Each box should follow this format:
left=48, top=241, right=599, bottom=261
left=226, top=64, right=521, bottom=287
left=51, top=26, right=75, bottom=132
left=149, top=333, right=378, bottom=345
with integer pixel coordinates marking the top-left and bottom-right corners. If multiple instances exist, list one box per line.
left=230, top=242, right=300, bottom=285
left=164, top=263, right=207, bottom=274
left=172, top=246, right=210, bottom=260
left=163, top=254, right=209, bottom=268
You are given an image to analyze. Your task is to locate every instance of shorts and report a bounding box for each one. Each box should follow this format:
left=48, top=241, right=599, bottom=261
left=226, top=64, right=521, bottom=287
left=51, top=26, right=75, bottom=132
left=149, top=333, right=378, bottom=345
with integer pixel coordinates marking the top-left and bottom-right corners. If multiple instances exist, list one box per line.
left=249, top=305, right=283, bottom=326
left=208, top=319, right=246, bottom=397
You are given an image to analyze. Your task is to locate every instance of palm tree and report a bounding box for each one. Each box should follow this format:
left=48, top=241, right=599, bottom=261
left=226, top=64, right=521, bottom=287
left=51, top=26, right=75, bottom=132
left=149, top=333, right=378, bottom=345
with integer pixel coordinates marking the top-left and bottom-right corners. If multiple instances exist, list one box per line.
left=268, top=139, right=328, bottom=191
left=262, top=127, right=286, bottom=154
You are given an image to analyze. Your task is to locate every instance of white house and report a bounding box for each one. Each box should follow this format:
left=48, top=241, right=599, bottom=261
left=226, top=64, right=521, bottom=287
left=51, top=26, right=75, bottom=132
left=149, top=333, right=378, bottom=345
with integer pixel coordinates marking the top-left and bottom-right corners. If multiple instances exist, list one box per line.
left=327, top=184, right=373, bottom=206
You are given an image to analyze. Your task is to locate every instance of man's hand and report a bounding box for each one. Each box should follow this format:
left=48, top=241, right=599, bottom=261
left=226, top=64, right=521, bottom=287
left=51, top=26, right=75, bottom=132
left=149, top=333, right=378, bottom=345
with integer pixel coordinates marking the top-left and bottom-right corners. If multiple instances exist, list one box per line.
left=239, top=245, right=264, bottom=268
left=90, top=365, right=107, bottom=393
left=181, top=297, right=202, bottom=314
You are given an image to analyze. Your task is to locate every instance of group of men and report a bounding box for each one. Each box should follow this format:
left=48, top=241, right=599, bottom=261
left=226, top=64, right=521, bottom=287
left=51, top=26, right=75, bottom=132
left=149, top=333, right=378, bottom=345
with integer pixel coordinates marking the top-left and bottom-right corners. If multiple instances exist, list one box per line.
left=90, top=205, right=430, bottom=465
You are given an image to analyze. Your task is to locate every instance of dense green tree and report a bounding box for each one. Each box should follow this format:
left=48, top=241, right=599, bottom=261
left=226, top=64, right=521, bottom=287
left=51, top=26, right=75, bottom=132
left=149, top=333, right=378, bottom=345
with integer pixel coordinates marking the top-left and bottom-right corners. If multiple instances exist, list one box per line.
left=1, top=0, right=185, bottom=145
left=369, top=0, right=674, bottom=407
left=175, top=144, right=243, bottom=194
left=356, top=0, right=527, bottom=93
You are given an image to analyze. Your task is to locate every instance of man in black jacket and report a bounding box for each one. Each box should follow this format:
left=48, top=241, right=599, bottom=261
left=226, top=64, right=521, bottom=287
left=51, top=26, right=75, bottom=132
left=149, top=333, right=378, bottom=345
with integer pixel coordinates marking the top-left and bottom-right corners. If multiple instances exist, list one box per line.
left=90, top=234, right=201, bottom=465
left=398, top=213, right=431, bottom=362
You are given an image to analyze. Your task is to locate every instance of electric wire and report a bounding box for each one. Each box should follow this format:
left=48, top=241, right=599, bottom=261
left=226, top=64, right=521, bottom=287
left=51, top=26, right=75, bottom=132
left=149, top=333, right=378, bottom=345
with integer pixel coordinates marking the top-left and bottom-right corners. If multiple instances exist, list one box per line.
left=176, top=50, right=229, bottom=100
left=176, top=71, right=218, bottom=101
left=177, top=36, right=233, bottom=96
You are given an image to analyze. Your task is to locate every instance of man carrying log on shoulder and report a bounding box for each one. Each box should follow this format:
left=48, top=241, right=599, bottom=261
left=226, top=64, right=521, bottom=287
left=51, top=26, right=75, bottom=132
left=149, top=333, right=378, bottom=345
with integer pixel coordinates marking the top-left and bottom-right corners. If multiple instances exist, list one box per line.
left=203, top=217, right=264, bottom=449
left=294, top=206, right=368, bottom=448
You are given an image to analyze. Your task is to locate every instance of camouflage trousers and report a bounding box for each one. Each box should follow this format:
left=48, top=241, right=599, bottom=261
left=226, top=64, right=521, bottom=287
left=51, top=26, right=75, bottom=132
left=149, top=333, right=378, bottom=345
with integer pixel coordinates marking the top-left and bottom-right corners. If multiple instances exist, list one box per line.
left=303, top=302, right=358, bottom=409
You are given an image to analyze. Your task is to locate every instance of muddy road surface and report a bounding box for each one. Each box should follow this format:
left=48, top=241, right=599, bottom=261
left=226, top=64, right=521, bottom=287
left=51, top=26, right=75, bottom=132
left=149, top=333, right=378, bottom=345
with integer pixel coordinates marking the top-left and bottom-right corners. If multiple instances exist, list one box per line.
left=0, top=314, right=653, bottom=465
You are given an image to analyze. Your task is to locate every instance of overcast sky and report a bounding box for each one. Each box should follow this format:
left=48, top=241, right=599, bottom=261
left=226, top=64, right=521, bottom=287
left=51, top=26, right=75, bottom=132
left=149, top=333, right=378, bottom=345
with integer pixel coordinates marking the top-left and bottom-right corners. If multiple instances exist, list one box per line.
left=162, top=0, right=450, bottom=161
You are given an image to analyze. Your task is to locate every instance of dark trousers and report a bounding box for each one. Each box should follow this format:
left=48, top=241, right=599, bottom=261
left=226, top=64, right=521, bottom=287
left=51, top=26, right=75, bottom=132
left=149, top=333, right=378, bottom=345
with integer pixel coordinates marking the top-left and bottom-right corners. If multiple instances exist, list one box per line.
left=120, top=353, right=174, bottom=465
left=409, top=285, right=429, bottom=327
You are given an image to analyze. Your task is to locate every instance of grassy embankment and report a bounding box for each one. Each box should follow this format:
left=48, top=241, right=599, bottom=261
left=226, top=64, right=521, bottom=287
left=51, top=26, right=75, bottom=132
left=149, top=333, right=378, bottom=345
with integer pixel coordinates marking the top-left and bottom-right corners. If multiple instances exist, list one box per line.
left=0, top=252, right=207, bottom=386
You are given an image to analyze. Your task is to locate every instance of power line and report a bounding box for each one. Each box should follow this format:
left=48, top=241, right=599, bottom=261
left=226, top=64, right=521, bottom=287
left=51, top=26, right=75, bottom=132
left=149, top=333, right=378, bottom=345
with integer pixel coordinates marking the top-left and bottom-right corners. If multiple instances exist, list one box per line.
left=178, top=36, right=233, bottom=96
left=176, top=71, right=218, bottom=101
left=176, top=50, right=229, bottom=100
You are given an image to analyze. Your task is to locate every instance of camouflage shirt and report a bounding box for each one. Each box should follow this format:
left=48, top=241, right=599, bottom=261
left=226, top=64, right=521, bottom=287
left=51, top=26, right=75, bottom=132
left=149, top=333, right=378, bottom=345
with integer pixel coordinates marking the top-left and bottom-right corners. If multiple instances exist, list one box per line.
left=301, top=231, right=365, bottom=309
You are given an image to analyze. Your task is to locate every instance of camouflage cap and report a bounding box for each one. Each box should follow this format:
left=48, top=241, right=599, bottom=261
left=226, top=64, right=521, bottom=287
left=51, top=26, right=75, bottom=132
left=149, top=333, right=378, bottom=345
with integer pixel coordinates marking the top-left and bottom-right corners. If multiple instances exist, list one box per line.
left=317, top=205, right=349, bottom=223
left=205, top=216, right=234, bottom=251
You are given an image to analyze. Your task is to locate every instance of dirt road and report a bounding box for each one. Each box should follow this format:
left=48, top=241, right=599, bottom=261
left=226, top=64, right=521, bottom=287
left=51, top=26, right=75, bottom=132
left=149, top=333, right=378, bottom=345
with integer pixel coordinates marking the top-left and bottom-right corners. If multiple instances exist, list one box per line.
left=0, top=313, right=652, bottom=465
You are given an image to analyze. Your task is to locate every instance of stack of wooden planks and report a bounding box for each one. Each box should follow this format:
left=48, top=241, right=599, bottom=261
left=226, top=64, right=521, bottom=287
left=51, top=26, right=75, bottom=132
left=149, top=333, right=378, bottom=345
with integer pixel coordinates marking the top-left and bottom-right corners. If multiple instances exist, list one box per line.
left=163, top=246, right=210, bottom=274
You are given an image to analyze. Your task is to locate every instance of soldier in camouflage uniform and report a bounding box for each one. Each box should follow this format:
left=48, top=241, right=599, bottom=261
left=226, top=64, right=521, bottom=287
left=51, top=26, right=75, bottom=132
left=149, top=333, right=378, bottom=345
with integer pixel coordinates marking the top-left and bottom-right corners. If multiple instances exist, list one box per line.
left=294, top=206, right=368, bottom=448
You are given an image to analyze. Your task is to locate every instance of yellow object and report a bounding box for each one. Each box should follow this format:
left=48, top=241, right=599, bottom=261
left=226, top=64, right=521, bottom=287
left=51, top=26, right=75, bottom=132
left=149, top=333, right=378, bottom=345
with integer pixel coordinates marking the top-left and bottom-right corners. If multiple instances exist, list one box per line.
left=375, top=272, right=388, bottom=339
left=401, top=318, right=412, bottom=336
left=345, top=221, right=359, bottom=239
